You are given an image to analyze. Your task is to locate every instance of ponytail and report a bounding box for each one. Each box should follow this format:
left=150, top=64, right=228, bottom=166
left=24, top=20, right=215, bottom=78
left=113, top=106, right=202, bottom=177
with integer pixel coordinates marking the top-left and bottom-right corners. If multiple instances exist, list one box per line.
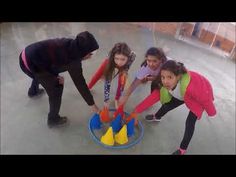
left=161, top=60, right=187, bottom=76
left=141, top=47, right=167, bottom=67
left=176, top=62, right=187, bottom=75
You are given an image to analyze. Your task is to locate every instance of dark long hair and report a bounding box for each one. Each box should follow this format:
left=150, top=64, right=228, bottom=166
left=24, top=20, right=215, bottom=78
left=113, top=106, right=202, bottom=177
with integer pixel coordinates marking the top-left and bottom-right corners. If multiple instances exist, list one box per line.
left=152, top=60, right=187, bottom=90
left=141, top=47, right=167, bottom=67
left=104, top=42, right=132, bottom=81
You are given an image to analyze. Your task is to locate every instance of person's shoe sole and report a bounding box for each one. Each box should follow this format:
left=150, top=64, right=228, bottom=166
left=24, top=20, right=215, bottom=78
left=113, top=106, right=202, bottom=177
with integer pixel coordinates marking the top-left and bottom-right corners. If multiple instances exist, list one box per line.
left=48, top=121, right=69, bottom=128
left=47, top=117, right=69, bottom=128
left=28, top=89, right=45, bottom=98
left=145, top=115, right=161, bottom=122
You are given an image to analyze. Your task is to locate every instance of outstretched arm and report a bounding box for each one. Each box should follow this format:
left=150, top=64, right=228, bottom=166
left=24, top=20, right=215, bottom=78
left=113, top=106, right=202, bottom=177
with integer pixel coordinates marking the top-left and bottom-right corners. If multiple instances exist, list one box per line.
left=87, top=59, right=109, bottom=89
left=119, top=77, right=142, bottom=106
left=115, top=72, right=128, bottom=100
left=68, top=60, right=95, bottom=106
left=68, top=60, right=100, bottom=113
left=134, top=89, right=160, bottom=113
left=104, top=80, right=111, bottom=109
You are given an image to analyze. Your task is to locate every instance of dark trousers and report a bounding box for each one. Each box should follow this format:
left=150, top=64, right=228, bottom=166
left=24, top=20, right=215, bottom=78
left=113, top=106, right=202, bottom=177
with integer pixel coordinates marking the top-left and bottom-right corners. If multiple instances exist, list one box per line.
left=35, top=72, right=63, bottom=119
left=155, top=97, right=198, bottom=150
left=19, top=54, right=63, bottom=120
left=19, top=54, right=39, bottom=95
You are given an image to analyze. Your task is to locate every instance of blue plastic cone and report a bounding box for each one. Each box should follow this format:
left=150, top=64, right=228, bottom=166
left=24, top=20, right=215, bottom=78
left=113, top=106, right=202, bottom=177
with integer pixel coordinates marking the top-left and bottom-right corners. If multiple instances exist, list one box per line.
left=127, top=118, right=135, bottom=137
left=111, top=114, right=122, bottom=132
left=90, top=113, right=102, bottom=129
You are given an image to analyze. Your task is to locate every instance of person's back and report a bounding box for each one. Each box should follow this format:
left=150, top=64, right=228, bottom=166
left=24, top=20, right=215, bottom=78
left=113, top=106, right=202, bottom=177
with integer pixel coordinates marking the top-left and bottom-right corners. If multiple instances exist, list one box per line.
left=25, top=32, right=98, bottom=75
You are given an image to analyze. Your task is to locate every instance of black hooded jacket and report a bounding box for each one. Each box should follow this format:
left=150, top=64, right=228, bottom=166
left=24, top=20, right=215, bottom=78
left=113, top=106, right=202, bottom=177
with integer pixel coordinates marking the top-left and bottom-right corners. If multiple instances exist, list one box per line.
left=24, top=31, right=99, bottom=105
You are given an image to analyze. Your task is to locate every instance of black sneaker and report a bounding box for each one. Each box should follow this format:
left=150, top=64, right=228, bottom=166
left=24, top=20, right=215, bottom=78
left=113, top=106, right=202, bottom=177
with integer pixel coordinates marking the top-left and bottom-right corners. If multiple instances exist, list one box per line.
left=172, top=149, right=184, bottom=155
left=145, top=114, right=161, bottom=122
left=47, top=116, right=68, bottom=128
left=28, top=88, right=45, bottom=98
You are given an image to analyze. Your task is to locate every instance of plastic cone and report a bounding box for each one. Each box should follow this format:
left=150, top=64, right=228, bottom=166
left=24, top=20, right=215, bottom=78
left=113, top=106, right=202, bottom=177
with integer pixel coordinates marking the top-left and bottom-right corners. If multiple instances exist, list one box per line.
left=126, top=112, right=138, bottom=126
left=111, top=114, right=122, bottom=132
left=90, top=113, right=102, bottom=129
left=115, top=124, right=128, bottom=145
left=100, top=107, right=110, bottom=123
left=127, top=118, right=135, bottom=137
left=113, top=105, right=124, bottom=119
left=100, top=127, right=114, bottom=146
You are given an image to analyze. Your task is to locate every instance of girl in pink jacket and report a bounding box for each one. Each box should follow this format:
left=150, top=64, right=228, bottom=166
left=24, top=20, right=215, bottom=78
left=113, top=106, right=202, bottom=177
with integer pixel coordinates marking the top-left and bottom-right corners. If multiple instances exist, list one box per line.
left=133, top=60, right=216, bottom=155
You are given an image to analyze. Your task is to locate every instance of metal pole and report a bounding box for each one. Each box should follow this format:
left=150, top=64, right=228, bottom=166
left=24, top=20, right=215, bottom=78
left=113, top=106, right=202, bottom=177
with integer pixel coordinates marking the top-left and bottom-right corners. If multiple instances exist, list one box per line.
left=152, top=22, right=157, bottom=47
left=190, top=22, right=195, bottom=36
left=230, top=23, right=236, bottom=58
left=210, top=22, right=221, bottom=48
left=175, top=22, right=183, bottom=39
left=198, top=22, right=206, bottom=38
left=230, top=44, right=236, bottom=59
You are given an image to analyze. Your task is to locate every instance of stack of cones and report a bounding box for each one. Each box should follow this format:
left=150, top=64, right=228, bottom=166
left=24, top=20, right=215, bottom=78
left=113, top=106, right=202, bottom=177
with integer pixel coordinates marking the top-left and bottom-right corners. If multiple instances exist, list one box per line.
left=126, top=112, right=138, bottom=126
left=100, top=127, right=114, bottom=146
left=113, top=105, right=124, bottom=119
left=111, top=114, right=122, bottom=133
left=100, top=107, right=110, bottom=123
left=115, top=125, right=128, bottom=145
left=90, top=113, right=102, bottom=129
left=127, top=118, right=135, bottom=137
left=99, top=109, right=138, bottom=146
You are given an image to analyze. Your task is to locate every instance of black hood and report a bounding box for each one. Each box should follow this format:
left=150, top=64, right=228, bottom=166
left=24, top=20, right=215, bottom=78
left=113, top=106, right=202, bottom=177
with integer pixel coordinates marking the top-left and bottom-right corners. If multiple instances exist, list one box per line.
left=73, top=31, right=99, bottom=59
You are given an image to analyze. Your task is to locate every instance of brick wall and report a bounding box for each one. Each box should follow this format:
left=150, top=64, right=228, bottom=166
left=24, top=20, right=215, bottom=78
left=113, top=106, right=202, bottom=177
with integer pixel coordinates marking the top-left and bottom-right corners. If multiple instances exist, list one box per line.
left=130, top=22, right=154, bottom=30
left=180, top=23, right=194, bottom=37
left=213, top=35, right=235, bottom=53
left=130, top=22, right=235, bottom=55
left=153, top=23, right=178, bottom=36
left=199, top=29, right=215, bottom=45
left=130, top=22, right=178, bottom=36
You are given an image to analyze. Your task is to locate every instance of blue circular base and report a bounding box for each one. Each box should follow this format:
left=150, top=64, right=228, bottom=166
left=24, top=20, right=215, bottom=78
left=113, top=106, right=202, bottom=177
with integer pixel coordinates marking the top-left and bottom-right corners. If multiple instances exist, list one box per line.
left=88, top=109, right=144, bottom=149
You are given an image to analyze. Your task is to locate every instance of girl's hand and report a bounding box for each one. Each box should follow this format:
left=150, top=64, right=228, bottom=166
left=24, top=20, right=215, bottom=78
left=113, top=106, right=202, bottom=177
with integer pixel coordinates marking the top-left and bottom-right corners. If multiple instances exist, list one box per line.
left=115, top=100, right=119, bottom=109
left=57, top=75, right=64, bottom=85
left=118, top=96, right=128, bottom=106
left=146, top=75, right=156, bottom=81
left=140, top=77, right=149, bottom=83
left=90, top=104, right=100, bottom=113
left=141, top=75, right=156, bottom=83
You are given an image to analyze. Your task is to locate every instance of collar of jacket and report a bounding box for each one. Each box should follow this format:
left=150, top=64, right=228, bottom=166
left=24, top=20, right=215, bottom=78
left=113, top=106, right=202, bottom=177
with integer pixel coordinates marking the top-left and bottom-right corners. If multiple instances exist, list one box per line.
left=160, top=72, right=191, bottom=104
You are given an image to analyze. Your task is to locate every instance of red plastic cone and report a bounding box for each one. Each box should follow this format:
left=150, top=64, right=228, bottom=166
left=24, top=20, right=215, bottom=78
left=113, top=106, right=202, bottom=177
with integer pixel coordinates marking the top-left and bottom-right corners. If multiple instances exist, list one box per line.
left=100, top=107, right=110, bottom=123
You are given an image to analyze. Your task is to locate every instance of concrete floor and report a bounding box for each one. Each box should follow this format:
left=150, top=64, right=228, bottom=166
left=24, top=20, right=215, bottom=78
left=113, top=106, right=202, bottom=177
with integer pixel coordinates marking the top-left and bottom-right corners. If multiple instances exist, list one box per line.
left=1, top=22, right=235, bottom=154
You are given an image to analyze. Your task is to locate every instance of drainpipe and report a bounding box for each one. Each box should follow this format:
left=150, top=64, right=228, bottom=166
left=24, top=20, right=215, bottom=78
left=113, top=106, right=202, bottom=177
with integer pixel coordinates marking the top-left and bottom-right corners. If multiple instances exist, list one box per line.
left=152, top=22, right=157, bottom=47
left=175, top=22, right=183, bottom=39
left=210, top=22, right=221, bottom=48
left=230, top=45, right=236, bottom=60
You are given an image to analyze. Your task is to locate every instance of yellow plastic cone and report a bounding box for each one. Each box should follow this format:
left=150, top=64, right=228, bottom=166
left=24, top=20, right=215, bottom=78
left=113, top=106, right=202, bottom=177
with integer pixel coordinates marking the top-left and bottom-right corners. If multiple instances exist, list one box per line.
left=100, top=127, right=114, bottom=146
left=115, top=125, right=128, bottom=145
